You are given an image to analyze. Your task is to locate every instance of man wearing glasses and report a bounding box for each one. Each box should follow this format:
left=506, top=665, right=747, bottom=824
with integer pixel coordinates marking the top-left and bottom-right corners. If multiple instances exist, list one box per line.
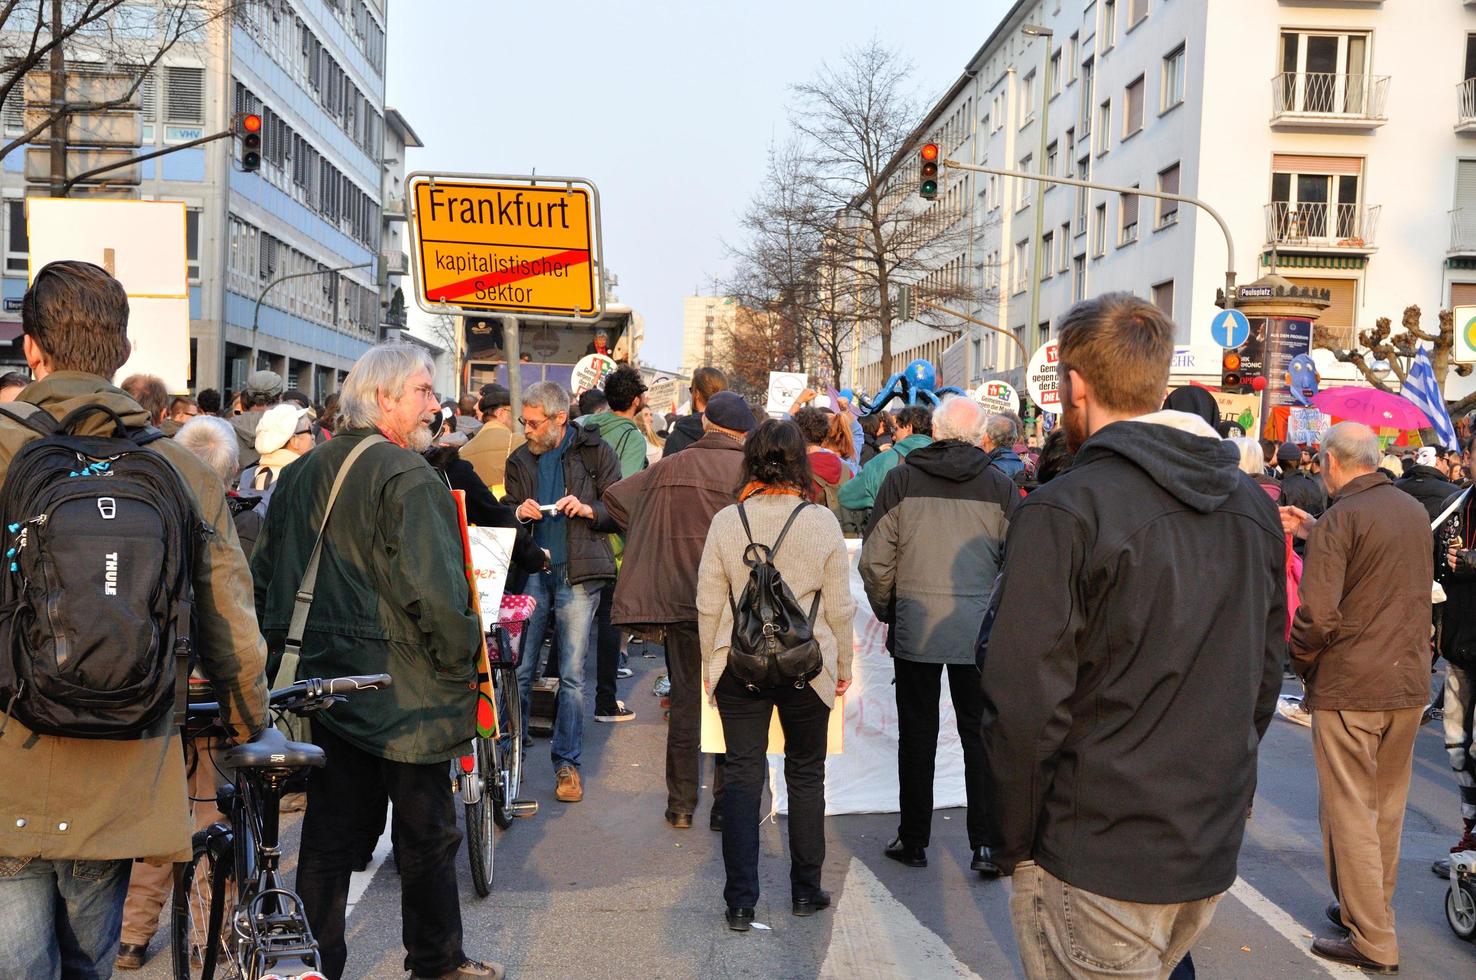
left=505, top=380, right=622, bottom=803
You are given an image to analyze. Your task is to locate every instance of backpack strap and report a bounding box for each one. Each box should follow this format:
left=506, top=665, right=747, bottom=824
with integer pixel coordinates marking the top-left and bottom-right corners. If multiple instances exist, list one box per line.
left=283, top=435, right=387, bottom=664
left=0, top=401, right=57, bottom=438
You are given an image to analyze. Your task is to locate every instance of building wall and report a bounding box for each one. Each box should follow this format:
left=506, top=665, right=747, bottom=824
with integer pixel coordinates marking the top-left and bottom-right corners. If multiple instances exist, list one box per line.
left=680, top=295, right=737, bottom=376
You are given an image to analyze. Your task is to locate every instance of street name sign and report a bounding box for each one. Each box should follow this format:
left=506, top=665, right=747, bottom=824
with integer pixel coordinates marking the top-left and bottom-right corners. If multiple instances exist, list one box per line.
left=408, top=173, right=604, bottom=321
left=1211, top=308, right=1251, bottom=349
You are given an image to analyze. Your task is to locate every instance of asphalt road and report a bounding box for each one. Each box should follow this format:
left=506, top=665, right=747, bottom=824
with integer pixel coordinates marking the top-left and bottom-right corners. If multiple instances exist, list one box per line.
left=131, top=647, right=1476, bottom=979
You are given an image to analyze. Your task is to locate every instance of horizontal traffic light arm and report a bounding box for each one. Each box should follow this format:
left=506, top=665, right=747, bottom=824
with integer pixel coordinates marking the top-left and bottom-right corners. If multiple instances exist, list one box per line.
left=939, top=157, right=1239, bottom=305
left=913, top=293, right=1030, bottom=365
left=59, top=126, right=239, bottom=195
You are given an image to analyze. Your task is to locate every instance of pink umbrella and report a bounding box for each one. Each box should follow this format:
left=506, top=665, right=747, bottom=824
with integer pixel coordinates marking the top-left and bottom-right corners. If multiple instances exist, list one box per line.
left=1310, top=386, right=1434, bottom=431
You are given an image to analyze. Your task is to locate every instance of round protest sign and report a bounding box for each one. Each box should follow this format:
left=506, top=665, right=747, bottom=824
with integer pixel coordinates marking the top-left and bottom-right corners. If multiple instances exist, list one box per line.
left=1025, top=340, right=1061, bottom=414
left=973, top=379, right=1020, bottom=416
left=571, top=353, right=617, bottom=395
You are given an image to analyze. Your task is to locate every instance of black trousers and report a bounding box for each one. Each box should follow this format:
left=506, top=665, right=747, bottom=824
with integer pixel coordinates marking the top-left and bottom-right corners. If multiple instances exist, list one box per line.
left=593, top=579, right=620, bottom=714
left=664, top=622, right=724, bottom=814
left=296, top=721, right=466, bottom=979
left=893, top=657, right=989, bottom=850
left=716, top=671, right=829, bottom=908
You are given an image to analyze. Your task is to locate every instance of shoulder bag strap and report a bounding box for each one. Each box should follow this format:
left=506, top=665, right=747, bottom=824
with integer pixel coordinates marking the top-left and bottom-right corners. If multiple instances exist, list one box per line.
left=0, top=400, right=57, bottom=438
left=1433, top=486, right=1470, bottom=532
left=283, top=435, right=387, bottom=657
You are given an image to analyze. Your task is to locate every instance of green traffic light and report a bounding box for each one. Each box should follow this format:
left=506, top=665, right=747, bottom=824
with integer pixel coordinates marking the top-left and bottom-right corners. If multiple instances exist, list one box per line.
left=920, top=180, right=938, bottom=199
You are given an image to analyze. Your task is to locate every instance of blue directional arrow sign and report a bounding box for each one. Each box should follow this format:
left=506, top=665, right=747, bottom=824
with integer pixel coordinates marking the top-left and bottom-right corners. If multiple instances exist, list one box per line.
left=1211, top=308, right=1251, bottom=349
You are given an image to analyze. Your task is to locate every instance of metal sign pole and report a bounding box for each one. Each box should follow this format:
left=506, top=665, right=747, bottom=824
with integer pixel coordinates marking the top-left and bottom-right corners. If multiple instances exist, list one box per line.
left=504, top=314, right=522, bottom=428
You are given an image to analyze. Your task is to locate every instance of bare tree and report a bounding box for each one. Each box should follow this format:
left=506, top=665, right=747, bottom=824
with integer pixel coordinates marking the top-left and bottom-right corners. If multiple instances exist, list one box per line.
left=1314, top=305, right=1476, bottom=413
left=719, top=305, right=800, bottom=404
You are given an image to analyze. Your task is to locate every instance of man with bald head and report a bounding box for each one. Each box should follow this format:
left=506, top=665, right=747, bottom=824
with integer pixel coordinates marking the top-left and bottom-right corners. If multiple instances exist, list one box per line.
left=1290, top=421, right=1433, bottom=973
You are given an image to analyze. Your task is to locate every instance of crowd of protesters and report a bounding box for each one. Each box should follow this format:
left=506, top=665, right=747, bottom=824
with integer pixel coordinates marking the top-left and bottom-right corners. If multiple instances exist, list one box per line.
left=2, top=263, right=1474, bottom=980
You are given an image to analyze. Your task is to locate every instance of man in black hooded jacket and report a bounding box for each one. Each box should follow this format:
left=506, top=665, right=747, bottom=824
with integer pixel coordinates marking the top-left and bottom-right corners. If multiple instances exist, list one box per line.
left=980, top=294, right=1286, bottom=978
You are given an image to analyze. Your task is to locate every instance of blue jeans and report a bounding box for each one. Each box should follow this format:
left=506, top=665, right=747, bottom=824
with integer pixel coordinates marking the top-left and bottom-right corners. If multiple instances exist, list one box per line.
left=517, top=569, right=602, bottom=769
left=0, top=856, right=131, bottom=979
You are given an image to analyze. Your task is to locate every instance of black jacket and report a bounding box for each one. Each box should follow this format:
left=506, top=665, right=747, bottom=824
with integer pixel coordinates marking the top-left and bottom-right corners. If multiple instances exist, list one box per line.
left=1279, top=469, right=1327, bottom=517
left=1395, top=465, right=1461, bottom=521
left=425, top=449, right=546, bottom=581
left=504, top=422, right=621, bottom=585
left=980, top=419, right=1286, bottom=904
left=1439, top=487, right=1476, bottom=671
left=661, top=412, right=705, bottom=457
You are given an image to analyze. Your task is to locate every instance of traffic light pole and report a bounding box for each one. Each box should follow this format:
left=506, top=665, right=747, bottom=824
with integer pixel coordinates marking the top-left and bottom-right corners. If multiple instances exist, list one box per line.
left=58, top=128, right=238, bottom=196
left=941, top=159, right=1239, bottom=306
left=916, top=296, right=1031, bottom=365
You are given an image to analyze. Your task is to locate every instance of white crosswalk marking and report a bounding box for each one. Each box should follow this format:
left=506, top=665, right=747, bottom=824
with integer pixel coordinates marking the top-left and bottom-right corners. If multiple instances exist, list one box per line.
left=1229, top=877, right=1363, bottom=977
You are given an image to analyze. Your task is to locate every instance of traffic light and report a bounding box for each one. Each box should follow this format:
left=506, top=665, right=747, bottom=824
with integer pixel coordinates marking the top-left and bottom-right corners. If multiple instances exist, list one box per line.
left=919, top=142, right=939, bottom=199
left=1221, top=351, right=1243, bottom=389
left=237, top=113, right=262, bottom=173
left=896, top=284, right=914, bottom=321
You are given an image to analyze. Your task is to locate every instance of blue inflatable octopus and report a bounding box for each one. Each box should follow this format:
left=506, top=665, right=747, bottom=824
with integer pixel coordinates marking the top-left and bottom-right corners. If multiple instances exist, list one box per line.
left=856, top=359, right=966, bottom=415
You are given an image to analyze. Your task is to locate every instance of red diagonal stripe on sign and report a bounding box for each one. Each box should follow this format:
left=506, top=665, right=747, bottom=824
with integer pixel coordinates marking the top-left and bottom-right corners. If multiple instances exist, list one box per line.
left=425, top=248, right=591, bottom=302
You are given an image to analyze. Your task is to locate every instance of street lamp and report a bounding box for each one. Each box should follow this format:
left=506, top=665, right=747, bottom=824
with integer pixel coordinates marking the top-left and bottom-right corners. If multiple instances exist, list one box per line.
left=1022, top=23, right=1053, bottom=366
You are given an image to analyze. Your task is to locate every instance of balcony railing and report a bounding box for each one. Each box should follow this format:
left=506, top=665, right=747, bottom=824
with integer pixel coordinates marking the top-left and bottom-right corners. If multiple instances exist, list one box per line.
left=1459, top=79, right=1476, bottom=133
left=1451, top=208, right=1476, bottom=254
left=1265, top=202, right=1380, bottom=251
left=1271, top=72, right=1389, bottom=125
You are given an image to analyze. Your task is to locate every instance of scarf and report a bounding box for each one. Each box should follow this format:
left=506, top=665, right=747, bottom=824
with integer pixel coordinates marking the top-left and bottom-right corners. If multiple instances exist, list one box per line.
left=738, top=481, right=804, bottom=502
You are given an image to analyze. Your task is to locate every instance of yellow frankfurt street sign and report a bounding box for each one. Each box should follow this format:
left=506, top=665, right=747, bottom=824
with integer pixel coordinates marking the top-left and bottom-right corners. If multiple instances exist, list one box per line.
left=408, top=174, right=603, bottom=319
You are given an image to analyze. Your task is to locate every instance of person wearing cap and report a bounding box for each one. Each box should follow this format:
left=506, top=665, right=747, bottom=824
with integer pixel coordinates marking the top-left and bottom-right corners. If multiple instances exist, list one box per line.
left=603, top=389, right=755, bottom=829
left=461, top=382, right=523, bottom=497
left=1395, top=444, right=1462, bottom=520
left=238, top=402, right=316, bottom=498
left=232, top=369, right=285, bottom=470
left=1278, top=440, right=1327, bottom=522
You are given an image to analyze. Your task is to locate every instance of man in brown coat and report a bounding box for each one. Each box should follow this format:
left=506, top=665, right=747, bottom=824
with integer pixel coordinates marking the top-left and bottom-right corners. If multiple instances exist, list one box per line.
left=604, top=391, right=755, bottom=829
left=1290, top=421, right=1432, bottom=974
left=460, top=382, right=523, bottom=495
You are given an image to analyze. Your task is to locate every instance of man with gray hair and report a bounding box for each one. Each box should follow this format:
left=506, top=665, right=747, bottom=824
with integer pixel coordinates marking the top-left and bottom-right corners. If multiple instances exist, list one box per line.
left=252, top=342, right=502, bottom=980
left=859, top=395, right=1018, bottom=876
left=1289, top=421, right=1432, bottom=973
left=505, top=380, right=623, bottom=804
left=981, top=412, right=1024, bottom=478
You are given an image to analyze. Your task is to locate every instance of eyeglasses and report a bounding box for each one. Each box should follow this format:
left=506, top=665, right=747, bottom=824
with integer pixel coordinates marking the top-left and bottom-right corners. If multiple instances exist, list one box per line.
left=519, top=415, right=551, bottom=431
left=409, top=383, right=436, bottom=399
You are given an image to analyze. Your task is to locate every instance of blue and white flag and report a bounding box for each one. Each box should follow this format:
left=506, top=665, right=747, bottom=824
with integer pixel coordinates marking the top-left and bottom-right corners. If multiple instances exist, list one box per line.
left=1402, top=347, right=1458, bottom=448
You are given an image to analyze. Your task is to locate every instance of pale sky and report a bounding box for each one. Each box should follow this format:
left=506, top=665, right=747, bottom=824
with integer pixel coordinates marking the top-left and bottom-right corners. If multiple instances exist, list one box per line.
left=385, top=0, right=1012, bottom=371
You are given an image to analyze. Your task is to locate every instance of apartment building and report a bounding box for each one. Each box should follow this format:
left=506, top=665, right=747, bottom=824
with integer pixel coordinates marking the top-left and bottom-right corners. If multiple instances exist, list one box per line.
left=846, top=0, right=1476, bottom=401
left=681, top=294, right=738, bottom=377
left=0, top=0, right=389, bottom=399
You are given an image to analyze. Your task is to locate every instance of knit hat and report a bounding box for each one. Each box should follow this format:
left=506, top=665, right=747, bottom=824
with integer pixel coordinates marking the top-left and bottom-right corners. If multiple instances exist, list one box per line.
left=704, top=391, right=757, bottom=434
left=1276, top=442, right=1303, bottom=464
left=254, top=403, right=312, bottom=454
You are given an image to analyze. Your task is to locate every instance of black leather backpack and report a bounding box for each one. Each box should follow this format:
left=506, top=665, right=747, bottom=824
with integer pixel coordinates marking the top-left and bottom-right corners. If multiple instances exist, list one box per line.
left=726, top=501, right=823, bottom=691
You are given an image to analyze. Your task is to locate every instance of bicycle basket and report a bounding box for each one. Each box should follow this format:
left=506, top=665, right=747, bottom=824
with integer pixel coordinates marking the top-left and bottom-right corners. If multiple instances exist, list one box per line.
left=487, top=594, right=537, bottom=667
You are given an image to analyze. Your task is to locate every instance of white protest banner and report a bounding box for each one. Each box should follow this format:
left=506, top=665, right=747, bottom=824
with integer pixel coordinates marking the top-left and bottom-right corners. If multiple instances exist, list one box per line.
left=1287, top=405, right=1330, bottom=446
left=646, top=375, right=678, bottom=415
left=765, top=371, right=808, bottom=416
left=570, top=353, right=617, bottom=395
left=973, top=379, right=1020, bottom=416
left=1025, top=340, right=1061, bottom=414
left=466, top=526, right=517, bottom=633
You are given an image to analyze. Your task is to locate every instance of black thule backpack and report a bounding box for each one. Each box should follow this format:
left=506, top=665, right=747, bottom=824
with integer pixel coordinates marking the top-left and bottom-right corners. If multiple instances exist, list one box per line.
left=0, top=403, right=198, bottom=739
left=726, top=501, right=824, bottom=691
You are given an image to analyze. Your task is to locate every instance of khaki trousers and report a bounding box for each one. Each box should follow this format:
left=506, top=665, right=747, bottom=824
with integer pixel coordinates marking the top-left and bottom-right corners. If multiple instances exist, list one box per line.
left=119, top=737, right=229, bottom=946
left=1311, top=706, right=1422, bottom=968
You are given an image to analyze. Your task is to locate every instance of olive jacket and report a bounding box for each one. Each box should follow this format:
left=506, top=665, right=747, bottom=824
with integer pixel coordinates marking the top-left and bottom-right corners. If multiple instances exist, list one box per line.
left=251, top=428, right=482, bottom=765
left=0, top=373, right=268, bottom=863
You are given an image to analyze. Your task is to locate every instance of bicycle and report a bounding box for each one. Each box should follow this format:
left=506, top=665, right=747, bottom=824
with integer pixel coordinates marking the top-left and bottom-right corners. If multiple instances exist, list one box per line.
left=171, top=673, right=392, bottom=980
left=455, top=609, right=538, bottom=898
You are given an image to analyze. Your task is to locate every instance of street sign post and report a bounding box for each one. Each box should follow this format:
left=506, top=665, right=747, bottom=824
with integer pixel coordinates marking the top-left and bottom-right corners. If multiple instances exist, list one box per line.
left=407, top=173, right=604, bottom=321
left=1211, top=308, right=1251, bottom=349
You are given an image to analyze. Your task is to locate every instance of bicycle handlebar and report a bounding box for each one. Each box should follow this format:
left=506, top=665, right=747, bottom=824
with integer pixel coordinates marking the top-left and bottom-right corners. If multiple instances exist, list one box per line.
left=185, top=673, right=393, bottom=719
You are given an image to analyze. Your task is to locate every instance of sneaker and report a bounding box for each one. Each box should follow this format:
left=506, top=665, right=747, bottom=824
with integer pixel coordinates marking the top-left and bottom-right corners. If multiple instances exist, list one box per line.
left=595, top=702, right=636, bottom=723
left=412, top=959, right=506, bottom=980
left=1276, top=695, right=1312, bottom=727
left=616, top=666, right=634, bottom=679
left=555, top=765, right=583, bottom=802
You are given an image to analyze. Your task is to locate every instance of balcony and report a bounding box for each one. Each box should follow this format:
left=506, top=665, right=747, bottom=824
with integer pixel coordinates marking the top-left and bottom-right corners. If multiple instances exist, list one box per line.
left=1264, top=202, right=1380, bottom=254
left=1459, top=79, right=1476, bottom=134
left=1270, top=72, right=1389, bottom=129
left=1451, top=209, right=1476, bottom=255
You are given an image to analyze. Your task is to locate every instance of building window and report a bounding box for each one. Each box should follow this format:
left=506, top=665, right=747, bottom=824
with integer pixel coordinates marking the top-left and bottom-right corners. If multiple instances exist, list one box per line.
left=1093, top=203, right=1108, bottom=256
left=1073, top=255, right=1086, bottom=302
left=1067, top=33, right=1079, bottom=82
left=1041, top=231, right=1054, bottom=278
left=1270, top=154, right=1363, bottom=242
left=1163, top=44, right=1186, bottom=111
left=1096, top=100, right=1111, bottom=155
left=6, top=199, right=27, bottom=273
left=1157, top=163, right=1180, bottom=228
left=1046, top=140, right=1058, bottom=180
left=1124, top=75, right=1145, bottom=137
left=1075, top=155, right=1090, bottom=235
left=1049, top=49, right=1062, bottom=99
left=186, top=208, right=200, bottom=280
left=1017, top=154, right=1033, bottom=210
left=1059, top=221, right=1071, bottom=272
left=1020, top=70, right=1037, bottom=125
left=1278, top=31, right=1372, bottom=114
left=1152, top=279, right=1174, bottom=316
left=1079, top=57, right=1095, bottom=135
left=1120, top=186, right=1140, bottom=244
left=1289, top=275, right=1358, bottom=346
left=1013, top=239, right=1030, bottom=294
left=164, top=66, right=204, bottom=124
left=1129, top=0, right=1148, bottom=29
left=1103, top=0, right=1117, bottom=50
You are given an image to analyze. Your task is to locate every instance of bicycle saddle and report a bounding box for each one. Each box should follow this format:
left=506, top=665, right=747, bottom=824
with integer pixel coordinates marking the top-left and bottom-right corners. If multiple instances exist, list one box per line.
left=221, top=725, right=326, bottom=770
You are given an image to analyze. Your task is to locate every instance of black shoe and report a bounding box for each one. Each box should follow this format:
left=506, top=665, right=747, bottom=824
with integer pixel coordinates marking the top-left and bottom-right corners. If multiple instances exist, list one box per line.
left=883, top=837, right=927, bottom=868
left=710, top=808, right=724, bottom=832
left=1326, top=900, right=1346, bottom=931
left=1310, top=937, right=1397, bottom=974
left=665, top=809, right=693, bottom=829
left=971, top=846, right=1002, bottom=878
left=726, top=906, right=755, bottom=931
left=1433, top=857, right=1452, bottom=878
left=793, top=890, right=831, bottom=916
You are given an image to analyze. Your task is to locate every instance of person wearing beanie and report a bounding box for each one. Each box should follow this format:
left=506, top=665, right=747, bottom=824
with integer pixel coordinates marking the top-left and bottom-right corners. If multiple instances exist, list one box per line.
left=237, top=402, right=314, bottom=498
left=604, top=389, right=756, bottom=830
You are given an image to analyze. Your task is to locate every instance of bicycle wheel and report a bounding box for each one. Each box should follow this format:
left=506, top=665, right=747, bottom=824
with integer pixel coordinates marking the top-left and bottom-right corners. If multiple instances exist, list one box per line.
left=172, top=833, right=241, bottom=980
left=494, top=663, right=523, bottom=823
left=465, top=736, right=496, bottom=897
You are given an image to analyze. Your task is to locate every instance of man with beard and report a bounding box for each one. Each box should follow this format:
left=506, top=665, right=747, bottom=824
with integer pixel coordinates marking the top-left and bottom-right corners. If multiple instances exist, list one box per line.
left=252, top=343, right=502, bottom=980
left=980, top=293, right=1286, bottom=978
left=505, top=380, right=622, bottom=803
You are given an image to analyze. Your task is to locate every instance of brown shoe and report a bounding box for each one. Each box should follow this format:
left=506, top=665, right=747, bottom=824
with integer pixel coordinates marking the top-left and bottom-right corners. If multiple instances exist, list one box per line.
left=1310, top=937, right=1397, bottom=974
left=555, top=765, right=583, bottom=802
left=115, top=942, right=148, bottom=970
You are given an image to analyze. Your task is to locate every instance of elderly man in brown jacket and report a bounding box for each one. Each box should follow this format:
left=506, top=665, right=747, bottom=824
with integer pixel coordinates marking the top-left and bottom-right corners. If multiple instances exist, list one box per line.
left=0, top=261, right=267, bottom=977
left=604, top=391, right=755, bottom=829
left=1290, top=421, right=1432, bottom=974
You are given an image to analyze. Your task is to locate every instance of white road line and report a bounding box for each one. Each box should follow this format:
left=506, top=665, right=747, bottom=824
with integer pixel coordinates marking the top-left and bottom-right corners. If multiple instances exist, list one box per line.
left=345, top=802, right=394, bottom=917
left=1228, top=876, right=1362, bottom=977
left=819, top=857, right=985, bottom=980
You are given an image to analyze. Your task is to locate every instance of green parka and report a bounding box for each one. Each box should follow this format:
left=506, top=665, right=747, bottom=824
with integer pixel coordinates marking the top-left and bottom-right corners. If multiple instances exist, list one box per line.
left=251, top=428, right=481, bottom=765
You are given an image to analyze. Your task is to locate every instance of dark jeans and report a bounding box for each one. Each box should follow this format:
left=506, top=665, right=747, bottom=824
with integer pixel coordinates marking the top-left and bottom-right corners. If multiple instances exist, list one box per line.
left=593, top=580, right=621, bottom=714
left=665, top=622, right=724, bottom=814
left=893, top=657, right=988, bottom=849
left=716, top=671, right=829, bottom=909
left=296, top=721, right=466, bottom=979
left=0, top=856, right=130, bottom=979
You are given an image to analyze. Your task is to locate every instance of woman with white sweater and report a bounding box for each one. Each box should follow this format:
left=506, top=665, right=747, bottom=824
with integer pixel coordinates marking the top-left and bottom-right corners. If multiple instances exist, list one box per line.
left=696, top=419, right=855, bottom=931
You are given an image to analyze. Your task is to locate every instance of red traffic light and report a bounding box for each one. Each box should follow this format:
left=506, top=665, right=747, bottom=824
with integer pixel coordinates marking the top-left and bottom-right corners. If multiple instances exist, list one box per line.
left=920, top=142, right=939, bottom=162
left=241, top=113, right=262, bottom=134
left=1222, top=352, right=1241, bottom=371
